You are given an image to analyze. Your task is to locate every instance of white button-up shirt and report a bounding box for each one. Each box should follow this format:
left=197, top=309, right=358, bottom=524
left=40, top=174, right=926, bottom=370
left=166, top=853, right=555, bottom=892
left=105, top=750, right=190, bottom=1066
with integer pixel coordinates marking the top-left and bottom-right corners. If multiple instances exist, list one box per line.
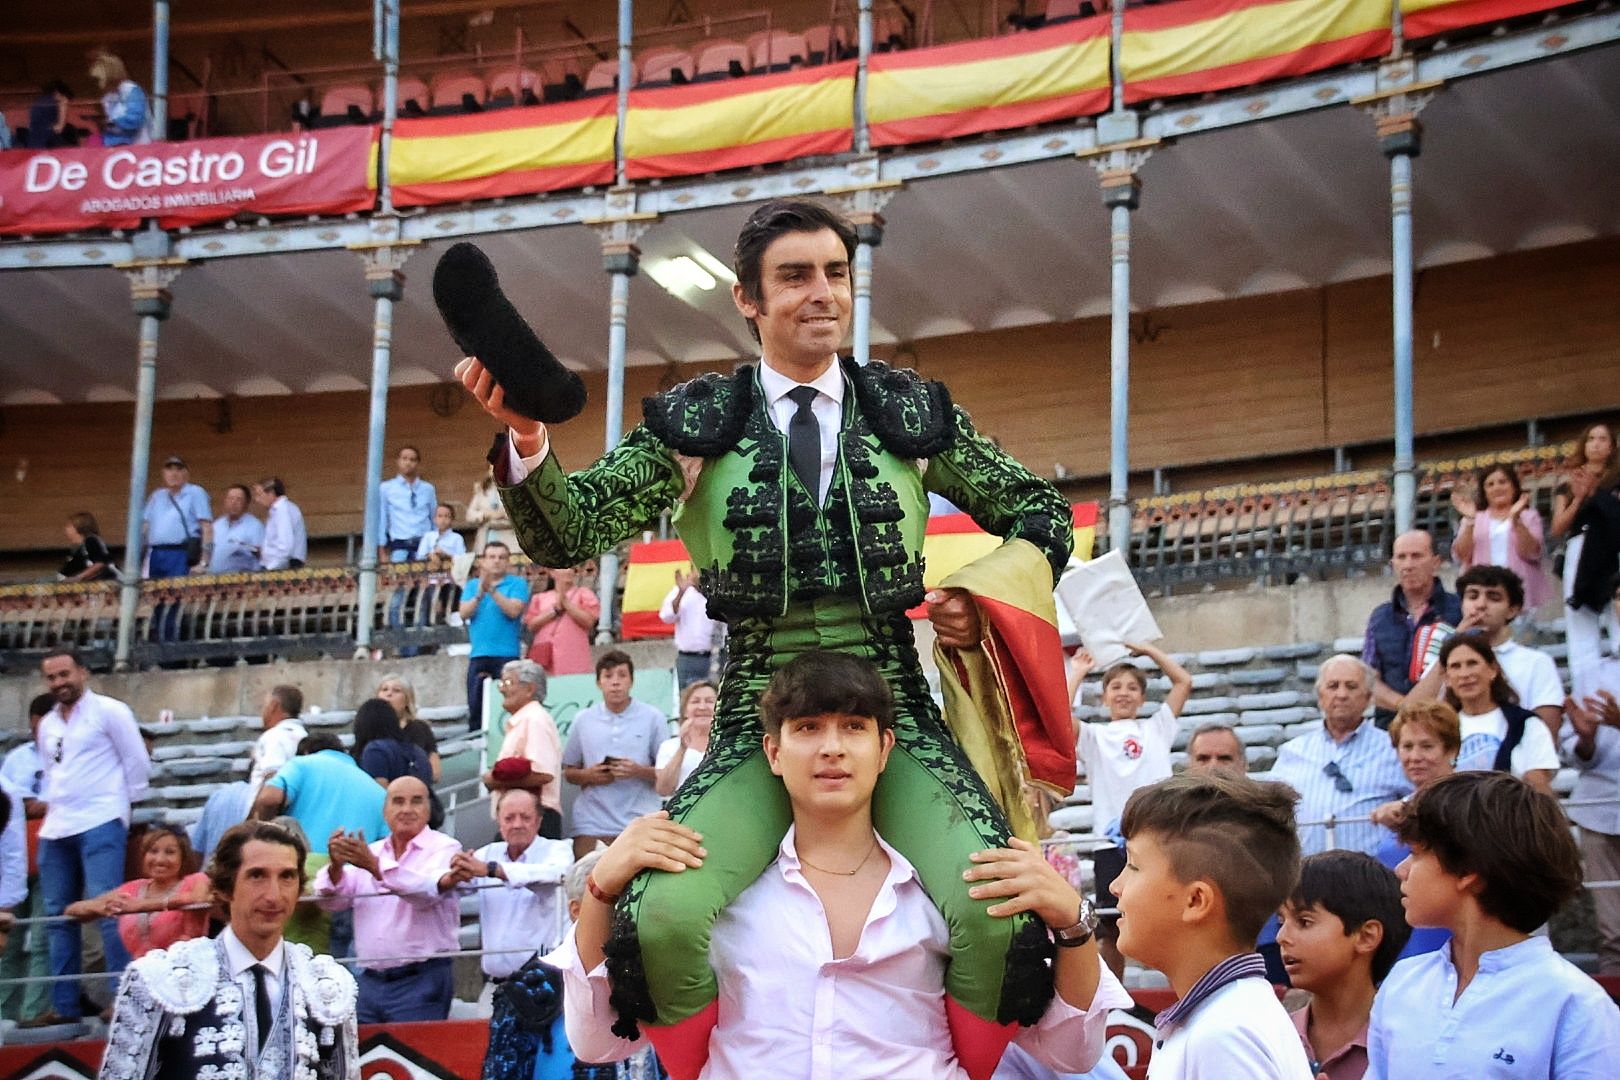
left=463, top=835, right=573, bottom=978
left=259, top=495, right=308, bottom=570
left=249, top=719, right=309, bottom=789
left=37, top=689, right=151, bottom=840
left=1268, top=719, right=1410, bottom=856
left=1564, top=656, right=1620, bottom=836
left=561, top=827, right=1131, bottom=1079
left=1367, top=936, right=1620, bottom=1079
left=220, top=925, right=286, bottom=1042
left=659, top=584, right=718, bottom=654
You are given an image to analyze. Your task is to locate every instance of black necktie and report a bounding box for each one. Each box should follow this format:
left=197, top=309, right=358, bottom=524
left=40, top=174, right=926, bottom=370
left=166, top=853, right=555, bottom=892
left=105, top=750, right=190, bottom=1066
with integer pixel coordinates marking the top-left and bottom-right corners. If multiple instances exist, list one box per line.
left=252, top=963, right=273, bottom=1052
left=786, top=386, right=821, bottom=502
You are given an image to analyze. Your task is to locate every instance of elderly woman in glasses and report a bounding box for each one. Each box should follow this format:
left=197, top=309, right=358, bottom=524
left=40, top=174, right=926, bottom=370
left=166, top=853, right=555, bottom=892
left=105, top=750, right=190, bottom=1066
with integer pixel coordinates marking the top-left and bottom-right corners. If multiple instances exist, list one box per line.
left=1268, top=654, right=1412, bottom=857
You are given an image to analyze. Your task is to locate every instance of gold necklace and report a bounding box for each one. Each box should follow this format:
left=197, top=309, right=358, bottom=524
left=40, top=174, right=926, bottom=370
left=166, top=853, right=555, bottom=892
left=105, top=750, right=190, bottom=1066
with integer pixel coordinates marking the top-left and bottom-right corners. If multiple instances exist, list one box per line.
left=798, top=838, right=880, bottom=877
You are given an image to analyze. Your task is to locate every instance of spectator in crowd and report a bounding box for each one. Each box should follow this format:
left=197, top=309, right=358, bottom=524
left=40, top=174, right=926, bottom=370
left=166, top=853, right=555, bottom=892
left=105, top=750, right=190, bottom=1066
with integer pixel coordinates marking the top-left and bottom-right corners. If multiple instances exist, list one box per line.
left=1272, top=655, right=1410, bottom=856
left=1185, top=724, right=1246, bottom=776
left=376, top=673, right=441, bottom=782
left=64, top=824, right=209, bottom=960
left=1276, top=851, right=1410, bottom=1080
left=0, top=781, right=23, bottom=919
left=1111, top=773, right=1311, bottom=1079
left=1368, top=700, right=1458, bottom=961
left=1551, top=421, right=1620, bottom=699
left=1563, top=680, right=1620, bottom=976
left=1436, top=635, right=1557, bottom=791
left=31, top=647, right=150, bottom=1026
left=253, top=733, right=386, bottom=859
left=1367, top=772, right=1620, bottom=1078
left=88, top=51, right=150, bottom=146
left=207, top=484, right=264, bottom=574
left=58, top=512, right=115, bottom=583
left=660, top=568, right=718, bottom=688
left=101, top=821, right=359, bottom=1077
left=1449, top=463, right=1549, bottom=610
left=524, top=562, right=600, bottom=677
left=450, top=787, right=573, bottom=1080
left=189, top=780, right=254, bottom=863
left=352, top=699, right=433, bottom=791
left=315, top=776, right=470, bottom=1023
left=1066, top=641, right=1193, bottom=978
left=486, top=659, right=563, bottom=839
left=377, top=445, right=436, bottom=563
left=141, top=455, right=211, bottom=578
left=460, top=541, right=531, bottom=731
left=655, top=680, right=717, bottom=798
left=561, top=650, right=668, bottom=859
left=249, top=684, right=308, bottom=789
left=253, top=476, right=307, bottom=570
left=415, top=501, right=467, bottom=566
left=1405, top=565, right=1563, bottom=736
left=1362, top=530, right=1462, bottom=725
left=25, top=81, right=78, bottom=150
left=467, top=465, right=516, bottom=552
left=0, top=696, right=50, bottom=1025
left=565, top=651, right=1129, bottom=1077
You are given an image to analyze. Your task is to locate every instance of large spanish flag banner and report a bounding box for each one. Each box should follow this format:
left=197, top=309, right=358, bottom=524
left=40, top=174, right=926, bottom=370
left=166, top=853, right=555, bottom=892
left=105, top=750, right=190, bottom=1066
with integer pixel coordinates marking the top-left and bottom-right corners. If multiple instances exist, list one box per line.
left=1400, top=0, right=1573, bottom=38
left=620, top=504, right=1098, bottom=638
left=868, top=18, right=1111, bottom=147
left=1120, top=0, right=1393, bottom=104
left=384, top=96, right=616, bottom=207
left=624, top=61, right=855, bottom=179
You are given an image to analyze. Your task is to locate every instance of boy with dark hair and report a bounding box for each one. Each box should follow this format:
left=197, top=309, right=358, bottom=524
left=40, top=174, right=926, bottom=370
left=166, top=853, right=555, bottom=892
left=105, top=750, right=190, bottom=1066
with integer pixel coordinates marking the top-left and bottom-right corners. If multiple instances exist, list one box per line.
left=1368, top=771, right=1620, bottom=1078
left=562, top=648, right=666, bottom=859
left=1112, top=774, right=1312, bottom=1078
left=1276, top=851, right=1410, bottom=1080
left=563, top=651, right=1129, bottom=1079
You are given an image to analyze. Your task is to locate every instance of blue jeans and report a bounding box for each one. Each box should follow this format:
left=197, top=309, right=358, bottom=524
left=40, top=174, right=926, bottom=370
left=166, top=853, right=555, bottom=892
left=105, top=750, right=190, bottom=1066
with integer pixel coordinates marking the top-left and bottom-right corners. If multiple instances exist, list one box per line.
left=467, top=655, right=515, bottom=732
left=40, top=819, right=133, bottom=1016
left=675, top=651, right=712, bottom=689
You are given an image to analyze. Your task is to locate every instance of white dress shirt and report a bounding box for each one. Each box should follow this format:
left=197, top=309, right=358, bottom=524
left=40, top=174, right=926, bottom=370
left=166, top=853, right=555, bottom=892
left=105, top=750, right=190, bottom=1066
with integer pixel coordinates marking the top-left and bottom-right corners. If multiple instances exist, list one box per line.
left=561, top=826, right=1131, bottom=1079
left=220, top=925, right=286, bottom=1045
left=1368, top=936, right=1620, bottom=1078
left=0, top=778, right=28, bottom=908
left=249, top=719, right=309, bottom=789
left=415, top=528, right=468, bottom=560
left=259, top=495, right=308, bottom=570
left=464, top=835, right=574, bottom=978
left=1492, top=639, right=1564, bottom=712
left=37, top=689, right=151, bottom=840
left=659, top=584, right=718, bottom=653
left=757, top=359, right=844, bottom=505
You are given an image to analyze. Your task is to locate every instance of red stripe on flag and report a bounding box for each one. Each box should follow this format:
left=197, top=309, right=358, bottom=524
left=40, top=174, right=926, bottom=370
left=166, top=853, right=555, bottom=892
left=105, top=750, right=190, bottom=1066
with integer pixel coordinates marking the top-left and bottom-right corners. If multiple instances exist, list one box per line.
left=1123, top=30, right=1391, bottom=102
left=629, top=539, right=692, bottom=564
left=391, top=160, right=615, bottom=206
left=627, top=127, right=854, bottom=180
left=1403, top=0, right=1570, bottom=39
left=871, top=89, right=1109, bottom=148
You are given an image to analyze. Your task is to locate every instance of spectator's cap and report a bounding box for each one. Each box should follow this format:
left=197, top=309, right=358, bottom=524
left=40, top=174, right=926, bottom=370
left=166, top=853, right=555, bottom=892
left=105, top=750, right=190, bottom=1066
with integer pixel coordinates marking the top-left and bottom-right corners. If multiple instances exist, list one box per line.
left=162, top=455, right=186, bottom=467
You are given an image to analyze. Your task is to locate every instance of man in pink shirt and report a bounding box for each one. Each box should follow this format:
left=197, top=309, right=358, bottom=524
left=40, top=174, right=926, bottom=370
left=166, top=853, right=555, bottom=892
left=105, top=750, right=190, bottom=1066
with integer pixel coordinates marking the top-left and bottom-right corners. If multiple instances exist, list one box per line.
left=314, top=776, right=471, bottom=1022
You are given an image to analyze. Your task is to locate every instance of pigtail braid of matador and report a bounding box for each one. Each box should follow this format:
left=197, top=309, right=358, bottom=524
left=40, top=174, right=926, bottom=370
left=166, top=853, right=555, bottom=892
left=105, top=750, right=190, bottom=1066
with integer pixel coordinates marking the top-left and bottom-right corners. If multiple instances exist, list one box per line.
left=999, top=916, right=1057, bottom=1026
left=604, top=902, right=656, bottom=1039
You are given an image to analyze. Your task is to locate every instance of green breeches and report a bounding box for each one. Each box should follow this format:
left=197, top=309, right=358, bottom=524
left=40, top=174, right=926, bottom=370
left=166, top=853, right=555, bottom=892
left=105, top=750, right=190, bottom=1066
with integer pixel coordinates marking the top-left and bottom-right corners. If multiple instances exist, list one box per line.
left=606, top=599, right=1053, bottom=1033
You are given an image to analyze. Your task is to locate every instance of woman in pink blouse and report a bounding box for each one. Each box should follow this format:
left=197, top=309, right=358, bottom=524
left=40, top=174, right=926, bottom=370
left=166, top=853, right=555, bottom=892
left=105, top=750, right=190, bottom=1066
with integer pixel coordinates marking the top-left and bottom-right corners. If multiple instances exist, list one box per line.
left=66, top=825, right=210, bottom=960
left=523, top=562, right=601, bottom=675
left=1450, top=463, right=1549, bottom=610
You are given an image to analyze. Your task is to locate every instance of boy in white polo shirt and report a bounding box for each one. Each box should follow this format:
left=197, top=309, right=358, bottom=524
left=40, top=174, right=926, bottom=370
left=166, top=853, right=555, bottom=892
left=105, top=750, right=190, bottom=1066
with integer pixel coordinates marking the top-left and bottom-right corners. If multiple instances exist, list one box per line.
left=1068, top=641, right=1193, bottom=977
left=1111, top=774, right=1312, bottom=1079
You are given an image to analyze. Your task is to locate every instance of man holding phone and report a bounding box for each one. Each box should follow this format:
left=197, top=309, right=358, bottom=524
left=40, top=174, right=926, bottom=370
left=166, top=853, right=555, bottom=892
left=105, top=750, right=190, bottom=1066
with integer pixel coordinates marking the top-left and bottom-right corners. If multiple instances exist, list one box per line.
left=561, top=651, right=668, bottom=859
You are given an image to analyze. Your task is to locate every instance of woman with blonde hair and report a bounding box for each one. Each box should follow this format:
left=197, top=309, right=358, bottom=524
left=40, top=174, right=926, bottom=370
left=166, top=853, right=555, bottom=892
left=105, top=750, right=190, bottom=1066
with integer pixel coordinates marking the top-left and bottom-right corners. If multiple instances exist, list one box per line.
left=466, top=465, right=516, bottom=552
left=88, top=50, right=150, bottom=146
left=376, top=673, right=441, bottom=782
left=655, top=680, right=717, bottom=798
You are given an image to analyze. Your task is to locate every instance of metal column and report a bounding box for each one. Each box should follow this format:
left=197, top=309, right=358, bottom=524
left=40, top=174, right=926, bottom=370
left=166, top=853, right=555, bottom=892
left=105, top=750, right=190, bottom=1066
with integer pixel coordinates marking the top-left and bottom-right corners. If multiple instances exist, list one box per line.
left=851, top=219, right=881, bottom=366
left=374, top=0, right=401, bottom=213
left=595, top=243, right=640, bottom=641
left=115, top=261, right=182, bottom=669
left=855, top=0, right=873, bottom=154
left=152, top=1, right=170, bottom=140
left=615, top=0, right=633, bottom=188
left=356, top=257, right=407, bottom=651
left=1385, top=135, right=1420, bottom=534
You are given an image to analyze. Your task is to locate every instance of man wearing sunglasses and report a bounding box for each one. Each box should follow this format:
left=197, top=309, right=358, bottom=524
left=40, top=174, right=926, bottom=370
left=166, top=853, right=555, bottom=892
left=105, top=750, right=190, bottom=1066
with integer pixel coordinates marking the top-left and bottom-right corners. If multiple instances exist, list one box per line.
left=1271, top=654, right=1410, bottom=858
left=31, top=648, right=151, bottom=1027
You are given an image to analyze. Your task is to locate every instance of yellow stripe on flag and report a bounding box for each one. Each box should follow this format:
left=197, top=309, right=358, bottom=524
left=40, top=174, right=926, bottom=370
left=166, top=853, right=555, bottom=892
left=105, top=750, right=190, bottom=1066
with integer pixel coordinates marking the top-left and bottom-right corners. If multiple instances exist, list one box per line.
left=868, top=37, right=1109, bottom=126
left=624, top=75, right=853, bottom=162
left=383, top=114, right=616, bottom=188
left=1121, top=0, right=1388, bottom=83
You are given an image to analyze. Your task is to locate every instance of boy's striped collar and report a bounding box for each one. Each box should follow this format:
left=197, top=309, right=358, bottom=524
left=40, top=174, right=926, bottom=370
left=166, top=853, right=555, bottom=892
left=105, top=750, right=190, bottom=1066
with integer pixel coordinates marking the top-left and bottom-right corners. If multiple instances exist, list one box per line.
left=1154, top=952, right=1269, bottom=1034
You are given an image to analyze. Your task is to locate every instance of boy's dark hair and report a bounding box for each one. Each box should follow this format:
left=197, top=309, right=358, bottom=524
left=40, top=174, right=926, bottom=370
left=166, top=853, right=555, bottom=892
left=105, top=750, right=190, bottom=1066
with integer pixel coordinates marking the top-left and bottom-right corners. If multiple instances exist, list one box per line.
left=595, top=649, right=634, bottom=679
left=1120, top=773, right=1301, bottom=946
left=1289, top=851, right=1412, bottom=984
left=1455, top=564, right=1525, bottom=612
left=207, top=820, right=308, bottom=912
left=732, top=199, right=858, bottom=344
left=759, top=651, right=895, bottom=738
left=28, top=693, right=54, bottom=720
left=1099, top=661, right=1147, bottom=695
left=296, top=732, right=343, bottom=755
left=1395, top=770, right=1582, bottom=933
left=351, top=699, right=400, bottom=762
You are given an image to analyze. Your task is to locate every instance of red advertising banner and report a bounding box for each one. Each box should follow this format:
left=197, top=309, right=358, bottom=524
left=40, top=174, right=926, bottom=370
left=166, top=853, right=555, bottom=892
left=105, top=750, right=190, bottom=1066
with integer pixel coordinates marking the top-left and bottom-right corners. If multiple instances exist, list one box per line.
left=0, top=126, right=376, bottom=235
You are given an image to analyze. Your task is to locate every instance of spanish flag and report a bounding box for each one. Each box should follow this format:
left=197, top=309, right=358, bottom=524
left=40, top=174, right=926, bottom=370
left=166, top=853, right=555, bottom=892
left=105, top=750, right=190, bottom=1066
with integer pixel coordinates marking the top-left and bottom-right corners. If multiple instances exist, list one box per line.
left=621, top=538, right=693, bottom=641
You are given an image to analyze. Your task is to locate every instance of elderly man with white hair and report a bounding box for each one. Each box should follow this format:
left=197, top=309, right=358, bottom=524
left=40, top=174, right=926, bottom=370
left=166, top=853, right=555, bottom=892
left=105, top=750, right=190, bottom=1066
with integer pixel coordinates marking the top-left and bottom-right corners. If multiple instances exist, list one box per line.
left=485, top=658, right=564, bottom=839
left=1270, top=653, right=1412, bottom=857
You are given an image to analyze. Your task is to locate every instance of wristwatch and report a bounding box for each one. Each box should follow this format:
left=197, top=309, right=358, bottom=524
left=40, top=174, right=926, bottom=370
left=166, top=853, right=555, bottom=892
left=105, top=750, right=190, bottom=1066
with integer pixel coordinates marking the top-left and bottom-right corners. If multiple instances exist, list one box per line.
left=486, top=860, right=501, bottom=880
left=1052, top=898, right=1099, bottom=948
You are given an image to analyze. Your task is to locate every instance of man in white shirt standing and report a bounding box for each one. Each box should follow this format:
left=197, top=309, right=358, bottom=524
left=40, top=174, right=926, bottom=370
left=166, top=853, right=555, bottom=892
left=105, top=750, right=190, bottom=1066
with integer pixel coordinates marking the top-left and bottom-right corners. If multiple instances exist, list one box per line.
left=562, top=651, right=1130, bottom=1080
left=34, top=648, right=150, bottom=1024
left=450, top=787, right=573, bottom=1080
left=249, top=684, right=309, bottom=790
left=659, top=569, right=718, bottom=689
left=253, top=476, right=308, bottom=571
